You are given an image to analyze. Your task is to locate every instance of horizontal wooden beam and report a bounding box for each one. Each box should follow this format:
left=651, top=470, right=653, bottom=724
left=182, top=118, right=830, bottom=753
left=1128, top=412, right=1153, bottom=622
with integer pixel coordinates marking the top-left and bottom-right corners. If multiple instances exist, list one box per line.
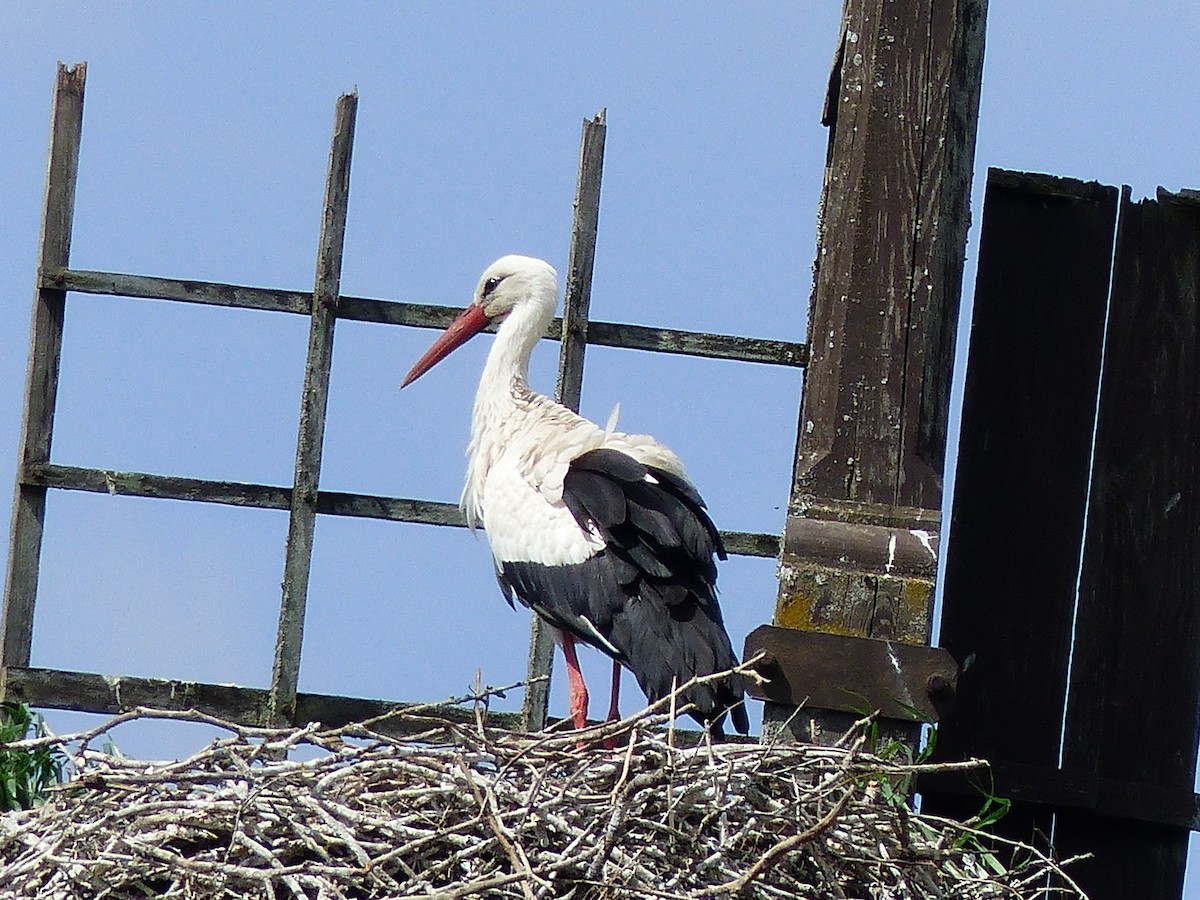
left=783, top=516, right=938, bottom=579
left=48, top=268, right=808, bottom=368
left=2, top=664, right=736, bottom=747
left=25, top=462, right=463, bottom=525
left=744, top=625, right=957, bottom=722
left=24, top=463, right=780, bottom=557
left=720, top=530, right=780, bottom=559
left=29, top=463, right=289, bottom=510
left=2, top=665, right=521, bottom=738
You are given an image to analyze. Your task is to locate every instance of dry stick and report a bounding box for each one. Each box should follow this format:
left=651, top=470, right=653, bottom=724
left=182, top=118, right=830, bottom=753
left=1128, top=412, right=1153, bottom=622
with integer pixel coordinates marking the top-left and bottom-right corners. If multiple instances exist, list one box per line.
left=609, top=725, right=639, bottom=803
left=337, top=677, right=539, bottom=733
left=458, top=756, right=541, bottom=900
left=433, top=870, right=533, bottom=899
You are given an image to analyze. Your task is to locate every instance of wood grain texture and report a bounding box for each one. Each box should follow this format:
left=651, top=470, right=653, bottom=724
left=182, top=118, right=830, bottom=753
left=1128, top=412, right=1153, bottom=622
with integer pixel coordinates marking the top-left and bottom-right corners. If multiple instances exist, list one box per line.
left=790, top=0, right=986, bottom=514
left=3, top=62, right=86, bottom=672
left=769, top=1, right=985, bottom=747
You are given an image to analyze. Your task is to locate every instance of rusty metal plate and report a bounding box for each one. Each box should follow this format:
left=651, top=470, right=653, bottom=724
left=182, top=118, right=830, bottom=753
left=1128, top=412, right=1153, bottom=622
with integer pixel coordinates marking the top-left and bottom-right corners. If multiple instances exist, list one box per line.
left=743, top=625, right=958, bottom=723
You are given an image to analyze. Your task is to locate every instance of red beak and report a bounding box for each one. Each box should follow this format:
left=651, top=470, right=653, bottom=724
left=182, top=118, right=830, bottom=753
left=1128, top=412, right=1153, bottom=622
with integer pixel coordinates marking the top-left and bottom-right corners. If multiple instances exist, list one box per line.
left=401, top=304, right=492, bottom=388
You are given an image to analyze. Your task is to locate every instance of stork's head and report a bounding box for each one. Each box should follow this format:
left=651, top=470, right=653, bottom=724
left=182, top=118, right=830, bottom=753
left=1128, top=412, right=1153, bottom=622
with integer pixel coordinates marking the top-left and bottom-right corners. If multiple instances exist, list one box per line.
left=402, top=255, right=559, bottom=388
left=473, top=254, right=558, bottom=320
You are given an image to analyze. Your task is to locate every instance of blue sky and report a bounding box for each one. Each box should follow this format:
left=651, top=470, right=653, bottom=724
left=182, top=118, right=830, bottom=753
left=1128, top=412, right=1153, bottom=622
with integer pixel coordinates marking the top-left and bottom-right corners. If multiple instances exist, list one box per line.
left=3, top=1, right=1198, bottom=890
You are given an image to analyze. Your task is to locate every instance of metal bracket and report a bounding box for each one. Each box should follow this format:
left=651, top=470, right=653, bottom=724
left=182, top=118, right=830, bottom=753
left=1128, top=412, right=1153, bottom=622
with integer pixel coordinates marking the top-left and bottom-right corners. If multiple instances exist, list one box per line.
left=743, top=625, right=958, bottom=723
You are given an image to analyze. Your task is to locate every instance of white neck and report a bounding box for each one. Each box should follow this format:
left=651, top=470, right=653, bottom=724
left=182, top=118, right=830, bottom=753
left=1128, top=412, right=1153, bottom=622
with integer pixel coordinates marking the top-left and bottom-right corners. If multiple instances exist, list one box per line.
left=475, top=291, right=555, bottom=411
left=462, top=290, right=558, bottom=527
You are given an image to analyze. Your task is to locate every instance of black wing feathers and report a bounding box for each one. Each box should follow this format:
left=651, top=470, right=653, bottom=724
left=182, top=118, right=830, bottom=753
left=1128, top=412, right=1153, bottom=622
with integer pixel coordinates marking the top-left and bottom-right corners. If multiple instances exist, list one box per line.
left=562, top=469, right=627, bottom=531
left=549, top=448, right=747, bottom=736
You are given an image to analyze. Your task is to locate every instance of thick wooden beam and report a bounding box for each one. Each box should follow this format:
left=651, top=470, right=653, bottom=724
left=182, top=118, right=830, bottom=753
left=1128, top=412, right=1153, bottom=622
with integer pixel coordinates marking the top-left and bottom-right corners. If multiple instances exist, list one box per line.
left=767, top=0, right=987, bottom=744
left=269, top=92, right=357, bottom=726
left=2, top=63, right=86, bottom=673
left=523, top=110, right=607, bottom=733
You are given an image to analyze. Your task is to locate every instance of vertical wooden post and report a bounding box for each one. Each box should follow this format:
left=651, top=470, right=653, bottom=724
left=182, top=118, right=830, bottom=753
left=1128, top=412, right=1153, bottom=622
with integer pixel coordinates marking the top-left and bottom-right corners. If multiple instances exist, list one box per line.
left=269, top=91, right=357, bottom=726
left=2, top=62, right=87, bottom=675
left=766, top=0, right=986, bottom=743
left=522, top=109, right=606, bottom=733
left=1053, top=188, right=1200, bottom=900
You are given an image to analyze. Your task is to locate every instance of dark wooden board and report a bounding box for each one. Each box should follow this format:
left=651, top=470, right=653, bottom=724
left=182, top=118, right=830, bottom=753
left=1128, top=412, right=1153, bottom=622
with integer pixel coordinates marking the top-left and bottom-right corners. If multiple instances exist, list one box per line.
left=924, top=170, right=1118, bottom=845
left=1054, top=188, right=1200, bottom=899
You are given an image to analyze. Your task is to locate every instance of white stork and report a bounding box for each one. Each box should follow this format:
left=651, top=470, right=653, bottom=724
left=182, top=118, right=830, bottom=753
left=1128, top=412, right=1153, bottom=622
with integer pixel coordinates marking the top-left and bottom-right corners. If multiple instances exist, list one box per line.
left=402, top=255, right=747, bottom=737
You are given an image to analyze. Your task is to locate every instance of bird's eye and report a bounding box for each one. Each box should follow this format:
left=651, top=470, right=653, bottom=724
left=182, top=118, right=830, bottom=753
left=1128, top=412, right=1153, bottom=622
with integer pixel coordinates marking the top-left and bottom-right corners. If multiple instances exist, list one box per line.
left=483, top=276, right=504, bottom=297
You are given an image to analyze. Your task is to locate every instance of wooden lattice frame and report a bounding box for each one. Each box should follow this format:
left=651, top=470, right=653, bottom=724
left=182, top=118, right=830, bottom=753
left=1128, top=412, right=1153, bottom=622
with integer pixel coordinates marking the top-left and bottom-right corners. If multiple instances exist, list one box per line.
left=1, top=63, right=805, bottom=737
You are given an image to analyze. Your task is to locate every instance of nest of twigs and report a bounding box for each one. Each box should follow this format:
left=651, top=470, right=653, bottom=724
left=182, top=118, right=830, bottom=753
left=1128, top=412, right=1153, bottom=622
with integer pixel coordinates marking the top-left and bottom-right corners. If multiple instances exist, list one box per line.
left=0, top=673, right=1085, bottom=899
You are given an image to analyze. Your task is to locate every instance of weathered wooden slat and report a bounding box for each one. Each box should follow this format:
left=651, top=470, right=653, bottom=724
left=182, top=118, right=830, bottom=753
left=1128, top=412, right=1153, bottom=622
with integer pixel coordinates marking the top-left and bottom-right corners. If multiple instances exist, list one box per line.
left=1052, top=188, right=1200, bottom=900
left=4, top=665, right=743, bottom=745
left=523, top=110, right=607, bottom=734
left=781, top=517, right=938, bottom=580
left=24, top=464, right=778, bottom=556
left=922, top=170, right=1119, bottom=849
left=556, top=109, right=605, bottom=412
left=316, top=490, right=463, bottom=526
left=270, top=91, right=357, bottom=727
left=26, top=463, right=292, bottom=508
left=719, top=530, right=779, bottom=559
left=50, top=268, right=807, bottom=368
left=2, top=665, right=521, bottom=738
left=3, top=63, right=87, bottom=674
left=48, top=268, right=311, bottom=315
left=584, top=320, right=806, bottom=367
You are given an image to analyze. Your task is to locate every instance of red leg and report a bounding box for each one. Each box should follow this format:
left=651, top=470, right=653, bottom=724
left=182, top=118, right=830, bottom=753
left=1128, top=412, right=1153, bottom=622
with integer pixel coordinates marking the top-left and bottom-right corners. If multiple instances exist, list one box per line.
left=603, top=660, right=623, bottom=751
left=607, top=659, right=622, bottom=723
left=559, top=631, right=589, bottom=730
